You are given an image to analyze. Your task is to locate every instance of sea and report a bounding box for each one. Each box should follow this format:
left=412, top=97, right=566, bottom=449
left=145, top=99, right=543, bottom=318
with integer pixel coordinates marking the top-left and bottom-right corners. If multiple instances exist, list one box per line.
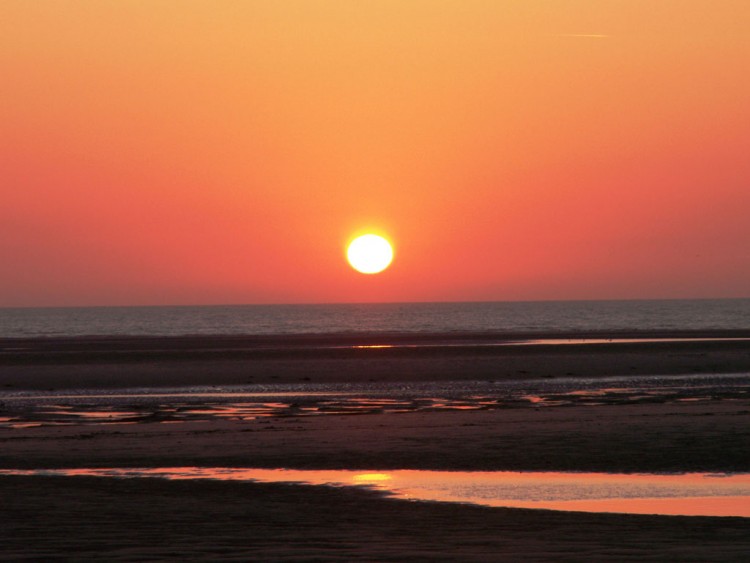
left=1, top=299, right=750, bottom=338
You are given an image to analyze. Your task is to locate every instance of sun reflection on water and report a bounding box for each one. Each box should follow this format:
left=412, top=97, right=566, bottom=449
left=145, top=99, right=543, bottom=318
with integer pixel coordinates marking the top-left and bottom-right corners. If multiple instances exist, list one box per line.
left=352, top=473, right=392, bottom=484
left=2, top=467, right=749, bottom=518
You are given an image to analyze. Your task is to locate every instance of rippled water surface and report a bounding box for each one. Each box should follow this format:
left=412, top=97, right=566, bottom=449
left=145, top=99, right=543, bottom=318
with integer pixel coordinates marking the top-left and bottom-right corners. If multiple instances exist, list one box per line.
left=3, top=299, right=750, bottom=337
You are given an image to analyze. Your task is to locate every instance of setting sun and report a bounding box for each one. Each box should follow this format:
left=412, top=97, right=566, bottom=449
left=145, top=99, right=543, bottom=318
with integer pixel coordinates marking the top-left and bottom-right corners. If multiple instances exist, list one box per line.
left=347, top=235, right=394, bottom=275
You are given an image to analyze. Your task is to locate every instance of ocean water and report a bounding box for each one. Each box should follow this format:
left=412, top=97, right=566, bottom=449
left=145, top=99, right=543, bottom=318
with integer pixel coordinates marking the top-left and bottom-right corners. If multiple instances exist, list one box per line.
left=1, top=299, right=749, bottom=338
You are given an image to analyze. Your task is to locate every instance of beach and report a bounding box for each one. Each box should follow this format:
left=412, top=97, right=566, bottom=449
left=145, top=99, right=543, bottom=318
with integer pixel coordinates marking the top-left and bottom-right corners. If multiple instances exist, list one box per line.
left=3, top=330, right=750, bottom=389
left=1, top=332, right=750, bottom=560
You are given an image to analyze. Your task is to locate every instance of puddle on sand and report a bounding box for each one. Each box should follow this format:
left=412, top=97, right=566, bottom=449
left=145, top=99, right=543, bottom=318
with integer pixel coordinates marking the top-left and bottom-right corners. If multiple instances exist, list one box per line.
left=3, top=373, right=748, bottom=428
left=1, top=468, right=748, bottom=518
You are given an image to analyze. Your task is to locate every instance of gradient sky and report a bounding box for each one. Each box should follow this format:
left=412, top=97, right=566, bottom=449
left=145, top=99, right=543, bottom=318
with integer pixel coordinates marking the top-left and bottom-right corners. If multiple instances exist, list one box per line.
left=2, top=1, right=749, bottom=306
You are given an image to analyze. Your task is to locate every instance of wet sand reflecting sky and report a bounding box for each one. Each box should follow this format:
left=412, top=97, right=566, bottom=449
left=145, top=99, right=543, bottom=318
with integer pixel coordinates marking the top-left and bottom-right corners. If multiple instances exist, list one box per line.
left=2, top=373, right=748, bottom=428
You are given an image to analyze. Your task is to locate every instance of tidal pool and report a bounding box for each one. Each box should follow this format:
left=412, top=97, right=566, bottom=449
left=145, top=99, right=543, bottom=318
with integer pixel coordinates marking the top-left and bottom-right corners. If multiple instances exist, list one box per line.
left=2, top=468, right=749, bottom=517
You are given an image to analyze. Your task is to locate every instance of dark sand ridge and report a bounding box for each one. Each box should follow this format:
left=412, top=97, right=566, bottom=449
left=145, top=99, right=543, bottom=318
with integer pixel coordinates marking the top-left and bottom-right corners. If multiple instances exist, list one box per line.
left=2, top=330, right=750, bottom=390
left=2, top=333, right=750, bottom=560
left=2, top=402, right=749, bottom=473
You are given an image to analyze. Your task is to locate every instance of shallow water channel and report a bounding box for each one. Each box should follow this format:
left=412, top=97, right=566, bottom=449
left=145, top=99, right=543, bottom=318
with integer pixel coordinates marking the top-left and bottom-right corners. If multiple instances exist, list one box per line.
left=3, top=373, right=749, bottom=428
left=2, top=468, right=749, bottom=517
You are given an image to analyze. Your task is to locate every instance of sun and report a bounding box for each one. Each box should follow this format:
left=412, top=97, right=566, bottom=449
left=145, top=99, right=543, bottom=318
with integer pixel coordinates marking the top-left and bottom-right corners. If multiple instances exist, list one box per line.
left=347, top=234, right=393, bottom=274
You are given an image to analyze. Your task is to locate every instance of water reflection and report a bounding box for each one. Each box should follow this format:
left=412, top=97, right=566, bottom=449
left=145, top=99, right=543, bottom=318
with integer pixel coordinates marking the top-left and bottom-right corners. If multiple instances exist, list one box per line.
left=352, top=472, right=392, bottom=484
left=2, top=373, right=748, bottom=428
left=520, top=337, right=750, bottom=346
left=1, top=467, right=748, bottom=518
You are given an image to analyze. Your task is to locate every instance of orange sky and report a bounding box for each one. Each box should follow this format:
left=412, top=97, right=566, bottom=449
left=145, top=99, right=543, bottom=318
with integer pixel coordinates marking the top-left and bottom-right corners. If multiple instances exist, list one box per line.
left=2, top=1, right=749, bottom=306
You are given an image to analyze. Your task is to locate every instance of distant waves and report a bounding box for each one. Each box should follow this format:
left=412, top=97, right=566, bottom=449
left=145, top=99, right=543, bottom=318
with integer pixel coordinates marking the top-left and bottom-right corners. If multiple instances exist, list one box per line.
left=2, top=299, right=750, bottom=337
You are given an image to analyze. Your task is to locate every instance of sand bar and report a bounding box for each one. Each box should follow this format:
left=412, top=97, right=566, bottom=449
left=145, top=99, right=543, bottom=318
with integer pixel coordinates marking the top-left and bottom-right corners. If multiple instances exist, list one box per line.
left=2, top=330, right=750, bottom=390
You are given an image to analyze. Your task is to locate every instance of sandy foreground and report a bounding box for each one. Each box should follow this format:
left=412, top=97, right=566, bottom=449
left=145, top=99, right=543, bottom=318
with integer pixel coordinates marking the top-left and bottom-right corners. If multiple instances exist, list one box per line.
left=1, top=334, right=750, bottom=561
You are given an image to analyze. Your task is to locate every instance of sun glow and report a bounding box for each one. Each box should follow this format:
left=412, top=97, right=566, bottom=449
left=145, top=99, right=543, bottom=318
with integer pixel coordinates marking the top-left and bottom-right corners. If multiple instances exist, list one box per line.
left=347, top=234, right=393, bottom=274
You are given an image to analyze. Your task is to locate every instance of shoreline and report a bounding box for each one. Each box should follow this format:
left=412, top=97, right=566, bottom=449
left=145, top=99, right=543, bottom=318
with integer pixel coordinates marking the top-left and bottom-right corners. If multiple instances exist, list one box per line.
left=4, top=327, right=750, bottom=346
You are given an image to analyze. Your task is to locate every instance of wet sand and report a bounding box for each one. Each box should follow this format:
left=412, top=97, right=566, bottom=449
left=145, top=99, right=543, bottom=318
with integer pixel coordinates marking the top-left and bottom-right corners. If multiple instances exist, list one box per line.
left=3, top=330, right=750, bottom=390
left=1, top=400, right=749, bottom=473
left=1, top=332, right=750, bottom=560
